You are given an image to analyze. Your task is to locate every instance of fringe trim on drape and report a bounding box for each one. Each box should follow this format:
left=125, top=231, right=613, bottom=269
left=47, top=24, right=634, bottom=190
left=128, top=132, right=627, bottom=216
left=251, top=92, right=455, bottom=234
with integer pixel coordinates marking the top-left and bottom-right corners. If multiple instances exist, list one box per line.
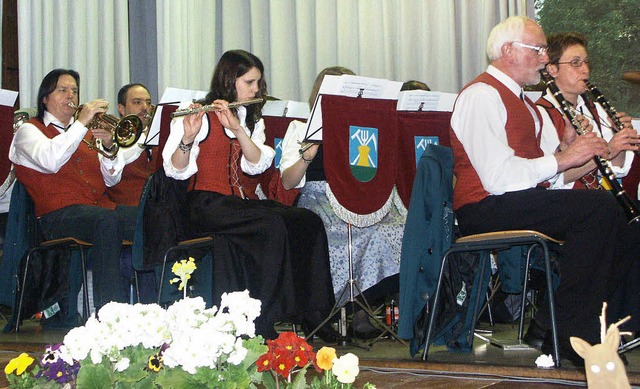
left=391, top=187, right=407, bottom=218
left=326, top=182, right=392, bottom=227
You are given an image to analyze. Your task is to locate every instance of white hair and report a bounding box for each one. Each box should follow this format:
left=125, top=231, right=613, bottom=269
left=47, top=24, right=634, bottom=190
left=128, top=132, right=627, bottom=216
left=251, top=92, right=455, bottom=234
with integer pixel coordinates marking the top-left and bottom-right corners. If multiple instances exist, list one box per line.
left=486, top=16, right=529, bottom=61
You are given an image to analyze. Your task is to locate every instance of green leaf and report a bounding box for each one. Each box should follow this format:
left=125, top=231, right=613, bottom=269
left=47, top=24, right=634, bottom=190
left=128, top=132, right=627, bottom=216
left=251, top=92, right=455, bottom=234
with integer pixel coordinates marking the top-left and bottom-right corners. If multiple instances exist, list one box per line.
left=76, top=363, right=114, bottom=389
left=290, top=365, right=310, bottom=389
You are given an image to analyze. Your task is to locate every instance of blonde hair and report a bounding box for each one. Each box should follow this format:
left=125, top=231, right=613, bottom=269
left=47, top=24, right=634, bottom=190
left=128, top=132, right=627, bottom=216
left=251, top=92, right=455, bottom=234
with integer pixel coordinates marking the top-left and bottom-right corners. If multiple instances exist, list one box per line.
left=308, top=66, right=355, bottom=108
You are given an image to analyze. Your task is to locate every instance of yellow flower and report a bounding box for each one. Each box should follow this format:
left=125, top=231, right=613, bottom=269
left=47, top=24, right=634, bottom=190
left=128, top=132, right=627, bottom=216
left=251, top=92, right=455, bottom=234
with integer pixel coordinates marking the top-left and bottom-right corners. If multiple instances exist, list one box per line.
left=170, top=257, right=197, bottom=291
left=315, top=346, right=337, bottom=371
left=4, top=353, right=35, bottom=376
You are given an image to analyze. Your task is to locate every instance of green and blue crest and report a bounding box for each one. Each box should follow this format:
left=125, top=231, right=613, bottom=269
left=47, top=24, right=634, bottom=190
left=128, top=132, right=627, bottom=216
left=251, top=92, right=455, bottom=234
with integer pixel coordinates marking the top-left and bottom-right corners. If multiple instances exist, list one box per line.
left=349, top=125, right=378, bottom=182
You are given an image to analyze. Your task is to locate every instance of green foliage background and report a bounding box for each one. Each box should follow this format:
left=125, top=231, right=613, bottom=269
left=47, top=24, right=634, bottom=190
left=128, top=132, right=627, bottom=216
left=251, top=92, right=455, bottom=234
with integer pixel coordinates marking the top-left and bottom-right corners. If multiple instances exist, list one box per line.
left=536, top=0, right=640, bottom=116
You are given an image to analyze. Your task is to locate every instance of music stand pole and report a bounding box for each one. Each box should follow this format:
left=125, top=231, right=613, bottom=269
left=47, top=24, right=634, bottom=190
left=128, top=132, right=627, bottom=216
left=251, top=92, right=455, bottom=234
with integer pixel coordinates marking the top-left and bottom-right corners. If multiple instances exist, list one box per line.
left=304, top=223, right=407, bottom=347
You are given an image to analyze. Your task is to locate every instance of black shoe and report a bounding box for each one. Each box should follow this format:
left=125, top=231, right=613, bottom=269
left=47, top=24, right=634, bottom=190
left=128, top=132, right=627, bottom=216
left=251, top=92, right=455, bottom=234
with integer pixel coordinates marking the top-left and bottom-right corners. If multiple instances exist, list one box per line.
left=523, top=319, right=548, bottom=350
left=349, top=310, right=384, bottom=340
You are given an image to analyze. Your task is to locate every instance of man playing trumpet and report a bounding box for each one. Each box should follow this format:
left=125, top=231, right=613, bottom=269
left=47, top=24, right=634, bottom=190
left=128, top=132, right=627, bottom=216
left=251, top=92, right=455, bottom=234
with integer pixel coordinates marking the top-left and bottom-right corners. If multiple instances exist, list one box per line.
left=9, top=68, right=137, bottom=314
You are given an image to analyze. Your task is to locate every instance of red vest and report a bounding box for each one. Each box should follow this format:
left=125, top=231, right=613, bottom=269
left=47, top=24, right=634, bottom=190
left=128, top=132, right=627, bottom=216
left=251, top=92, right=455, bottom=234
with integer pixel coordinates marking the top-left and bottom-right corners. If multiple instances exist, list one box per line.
left=14, top=119, right=115, bottom=216
left=190, top=113, right=244, bottom=197
left=536, top=96, right=602, bottom=190
left=106, top=147, right=157, bottom=206
left=450, top=72, right=544, bottom=210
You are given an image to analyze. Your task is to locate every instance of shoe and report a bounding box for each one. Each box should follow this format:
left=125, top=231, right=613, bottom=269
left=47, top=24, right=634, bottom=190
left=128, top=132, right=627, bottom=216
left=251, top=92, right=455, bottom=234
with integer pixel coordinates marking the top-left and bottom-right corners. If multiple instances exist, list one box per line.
left=349, top=310, right=384, bottom=340
left=523, top=319, right=548, bottom=350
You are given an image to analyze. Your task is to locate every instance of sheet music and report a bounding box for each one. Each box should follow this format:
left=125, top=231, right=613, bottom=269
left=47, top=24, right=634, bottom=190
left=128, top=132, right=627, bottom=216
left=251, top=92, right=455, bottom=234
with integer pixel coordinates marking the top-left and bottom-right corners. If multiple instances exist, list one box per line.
left=262, top=100, right=310, bottom=119
left=146, top=87, right=207, bottom=146
left=304, top=75, right=403, bottom=142
left=0, top=89, right=18, bottom=107
left=396, top=90, right=457, bottom=112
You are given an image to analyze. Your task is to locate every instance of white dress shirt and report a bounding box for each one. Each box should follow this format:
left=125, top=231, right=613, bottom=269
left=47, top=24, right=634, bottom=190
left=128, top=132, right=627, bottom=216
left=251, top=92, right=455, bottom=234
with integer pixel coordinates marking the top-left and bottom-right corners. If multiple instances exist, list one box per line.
left=279, top=120, right=308, bottom=189
left=163, top=104, right=275, bottom=180
left=450, top=65, right=559, bottom=195
left=9, top=111, right=122, bottom=187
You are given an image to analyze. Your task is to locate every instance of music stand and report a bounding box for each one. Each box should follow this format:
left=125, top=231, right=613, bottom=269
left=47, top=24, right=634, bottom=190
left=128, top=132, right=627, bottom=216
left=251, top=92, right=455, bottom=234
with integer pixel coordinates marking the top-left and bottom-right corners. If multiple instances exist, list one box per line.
left=303, top=95, right=406, bottom=347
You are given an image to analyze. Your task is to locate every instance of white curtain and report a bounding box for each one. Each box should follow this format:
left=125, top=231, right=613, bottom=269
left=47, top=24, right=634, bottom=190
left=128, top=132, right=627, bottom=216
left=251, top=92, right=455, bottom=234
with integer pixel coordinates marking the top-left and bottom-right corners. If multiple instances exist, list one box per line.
left=16, top=0, right=528, bottom=109
left=155, top=0, right=528, bottom=103
left=17, top=0, right=130, bottom=112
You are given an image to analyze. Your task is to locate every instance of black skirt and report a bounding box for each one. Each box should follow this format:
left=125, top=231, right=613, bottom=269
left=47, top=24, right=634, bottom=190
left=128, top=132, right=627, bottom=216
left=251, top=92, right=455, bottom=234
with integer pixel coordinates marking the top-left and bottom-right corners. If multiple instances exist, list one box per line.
left=186, top=190, right=335, bottom=336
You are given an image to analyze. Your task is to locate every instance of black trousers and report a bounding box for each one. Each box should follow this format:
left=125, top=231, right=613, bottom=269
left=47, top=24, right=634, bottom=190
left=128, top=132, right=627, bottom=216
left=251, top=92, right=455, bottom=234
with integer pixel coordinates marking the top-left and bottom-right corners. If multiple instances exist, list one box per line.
left=456, top=188, right=640, bottom=344
left=186, top=190, right=335, bottom=336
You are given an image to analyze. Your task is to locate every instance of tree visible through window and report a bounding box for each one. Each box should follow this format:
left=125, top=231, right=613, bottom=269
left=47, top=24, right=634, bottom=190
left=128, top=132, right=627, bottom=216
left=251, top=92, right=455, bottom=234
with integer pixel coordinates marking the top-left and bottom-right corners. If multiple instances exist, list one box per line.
left=535, top=0, right=640, bottom=116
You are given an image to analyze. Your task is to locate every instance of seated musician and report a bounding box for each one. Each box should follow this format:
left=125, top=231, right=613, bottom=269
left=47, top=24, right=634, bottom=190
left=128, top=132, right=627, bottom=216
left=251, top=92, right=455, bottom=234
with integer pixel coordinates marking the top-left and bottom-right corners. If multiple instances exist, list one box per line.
left=524, top=32, right=640, bottom=349
left=9, top=69, right=137, bottom=313
left=450, top=16, right=640, bottom=364
left=536, top=32, right=637, bottom=190
left=280, top=67, right=405, bottom=339
left=162, top=50, right=338, bottom=341
left=107, top=83, right=158, bottom=303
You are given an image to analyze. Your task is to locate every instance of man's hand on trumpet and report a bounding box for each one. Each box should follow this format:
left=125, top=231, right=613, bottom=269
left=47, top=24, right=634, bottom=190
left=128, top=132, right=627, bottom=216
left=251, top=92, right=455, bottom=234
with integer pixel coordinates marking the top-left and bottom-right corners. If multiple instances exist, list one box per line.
left=75, top=99, right=110, bottom=128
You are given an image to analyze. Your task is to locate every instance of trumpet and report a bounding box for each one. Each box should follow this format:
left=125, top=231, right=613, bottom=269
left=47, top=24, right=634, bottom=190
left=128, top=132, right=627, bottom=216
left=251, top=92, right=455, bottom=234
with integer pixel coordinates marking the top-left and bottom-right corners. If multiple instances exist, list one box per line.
left=170, top=98, right=264, bottom=118
left=70, top=102, right=144, bottom=159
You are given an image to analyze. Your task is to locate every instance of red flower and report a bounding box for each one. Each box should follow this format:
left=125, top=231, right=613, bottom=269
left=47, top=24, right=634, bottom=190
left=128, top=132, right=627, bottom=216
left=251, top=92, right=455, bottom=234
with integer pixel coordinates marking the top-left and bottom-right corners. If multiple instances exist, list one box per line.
left=258, top=331, right=318, bottom=378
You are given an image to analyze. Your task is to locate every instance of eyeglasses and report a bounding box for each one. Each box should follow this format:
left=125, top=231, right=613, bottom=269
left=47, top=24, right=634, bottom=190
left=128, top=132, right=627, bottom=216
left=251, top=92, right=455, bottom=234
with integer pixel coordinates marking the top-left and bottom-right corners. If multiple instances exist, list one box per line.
left=556, top=58, right=590, bottom=68
left=512, top=41, right=548, bottom=56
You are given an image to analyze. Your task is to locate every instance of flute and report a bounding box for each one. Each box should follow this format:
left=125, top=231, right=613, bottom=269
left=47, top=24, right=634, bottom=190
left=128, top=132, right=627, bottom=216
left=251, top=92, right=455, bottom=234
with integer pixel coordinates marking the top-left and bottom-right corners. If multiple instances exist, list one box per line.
left=171, top=98, right=264, bottom=118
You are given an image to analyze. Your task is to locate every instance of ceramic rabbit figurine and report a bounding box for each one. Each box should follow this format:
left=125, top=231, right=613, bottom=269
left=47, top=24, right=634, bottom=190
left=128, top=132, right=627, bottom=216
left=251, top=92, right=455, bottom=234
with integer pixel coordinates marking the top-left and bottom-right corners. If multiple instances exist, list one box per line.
left=570, top=303, right=630, bottom=389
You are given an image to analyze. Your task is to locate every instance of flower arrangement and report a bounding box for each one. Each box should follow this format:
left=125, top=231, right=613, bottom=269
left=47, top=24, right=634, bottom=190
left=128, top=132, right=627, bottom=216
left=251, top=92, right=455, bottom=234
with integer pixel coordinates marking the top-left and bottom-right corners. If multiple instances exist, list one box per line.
left=3, top=257, right=267, bottom=388
left=4, top=256, right=375, bottom=388
left=256, top=332, right=375, bottom=389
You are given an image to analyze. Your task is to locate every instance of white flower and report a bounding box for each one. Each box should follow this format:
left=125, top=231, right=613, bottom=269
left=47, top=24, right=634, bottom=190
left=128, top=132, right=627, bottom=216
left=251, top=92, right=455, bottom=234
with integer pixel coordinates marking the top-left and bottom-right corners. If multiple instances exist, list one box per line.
left=535, top=354, right=555, bottom=368
left=332, top=353, right=360, bottom=384
left=114, top=358, right=130, bottom=372
left=227, top=338, right=248, bottom=365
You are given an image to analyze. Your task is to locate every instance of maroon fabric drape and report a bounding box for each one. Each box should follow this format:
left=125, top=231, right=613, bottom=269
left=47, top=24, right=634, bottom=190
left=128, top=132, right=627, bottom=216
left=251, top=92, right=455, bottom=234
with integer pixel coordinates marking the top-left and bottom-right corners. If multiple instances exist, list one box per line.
left=396, top=111, right=452, bottom=208
left=0, top=106, right=14, bottom=183
left=322, top=95, right=398, bottom=215
left=155, top=104, right=179, bottom=171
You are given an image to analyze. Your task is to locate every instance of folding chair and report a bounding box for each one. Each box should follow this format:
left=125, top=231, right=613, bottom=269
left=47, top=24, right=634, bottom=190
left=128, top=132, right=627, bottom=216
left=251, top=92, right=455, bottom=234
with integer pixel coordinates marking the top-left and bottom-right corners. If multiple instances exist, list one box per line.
left=422, top=231, right=563, bottom=367
left=15, top=237, right=92, bottom=332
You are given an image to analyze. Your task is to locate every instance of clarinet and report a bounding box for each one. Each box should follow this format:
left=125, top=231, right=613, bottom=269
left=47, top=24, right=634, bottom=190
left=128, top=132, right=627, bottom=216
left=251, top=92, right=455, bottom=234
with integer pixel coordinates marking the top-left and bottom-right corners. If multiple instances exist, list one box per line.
left=540, top=70, right=640, bottom=224
left=584, top=81, right=640, bottom=157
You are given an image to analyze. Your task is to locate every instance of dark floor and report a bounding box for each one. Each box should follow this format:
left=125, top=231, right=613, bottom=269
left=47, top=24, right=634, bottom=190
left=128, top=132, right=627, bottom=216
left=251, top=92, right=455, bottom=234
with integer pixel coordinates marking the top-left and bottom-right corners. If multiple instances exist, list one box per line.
left=2, top=307, right=640, bottom=388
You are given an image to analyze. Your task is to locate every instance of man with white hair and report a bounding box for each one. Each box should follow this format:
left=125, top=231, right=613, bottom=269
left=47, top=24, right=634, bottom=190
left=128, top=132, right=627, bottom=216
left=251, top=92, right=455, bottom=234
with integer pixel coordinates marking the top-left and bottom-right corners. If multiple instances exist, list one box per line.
left=449, top=16, right=640, bottom=364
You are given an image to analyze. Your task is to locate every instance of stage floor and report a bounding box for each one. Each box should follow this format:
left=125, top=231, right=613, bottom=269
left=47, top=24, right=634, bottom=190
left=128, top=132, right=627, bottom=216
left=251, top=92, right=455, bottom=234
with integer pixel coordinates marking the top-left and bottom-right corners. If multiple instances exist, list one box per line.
left=1, top=312, right=639, bottom=388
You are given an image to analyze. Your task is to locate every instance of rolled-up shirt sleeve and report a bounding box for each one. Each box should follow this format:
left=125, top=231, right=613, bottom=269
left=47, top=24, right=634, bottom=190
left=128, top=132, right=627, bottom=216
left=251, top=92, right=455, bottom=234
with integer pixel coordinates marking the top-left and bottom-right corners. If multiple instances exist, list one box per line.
left=279, top=120, right=307, bottom=188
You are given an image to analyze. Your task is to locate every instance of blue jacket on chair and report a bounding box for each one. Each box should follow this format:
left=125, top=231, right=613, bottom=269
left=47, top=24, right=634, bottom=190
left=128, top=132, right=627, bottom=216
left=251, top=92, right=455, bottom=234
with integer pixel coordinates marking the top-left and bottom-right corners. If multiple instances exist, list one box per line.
left=398, top=145, right=455, bottom=352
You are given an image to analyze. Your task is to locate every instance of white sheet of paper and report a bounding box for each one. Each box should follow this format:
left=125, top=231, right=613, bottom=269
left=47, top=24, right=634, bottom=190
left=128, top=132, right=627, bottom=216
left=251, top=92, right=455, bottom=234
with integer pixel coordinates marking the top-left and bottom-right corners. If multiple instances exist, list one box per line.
left=0, top=89, right=18, bottom=107
left=262, top=100, right=310, bottom=119
left=304, top=75, right=403, bottom=141
left=145, top=87, right=208, bottom=146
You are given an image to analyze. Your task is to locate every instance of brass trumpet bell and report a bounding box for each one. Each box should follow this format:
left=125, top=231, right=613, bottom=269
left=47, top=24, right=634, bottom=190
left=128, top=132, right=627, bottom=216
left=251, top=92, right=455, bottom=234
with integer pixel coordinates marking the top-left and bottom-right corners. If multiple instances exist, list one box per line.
left=88, top=112, right=144, bottom=148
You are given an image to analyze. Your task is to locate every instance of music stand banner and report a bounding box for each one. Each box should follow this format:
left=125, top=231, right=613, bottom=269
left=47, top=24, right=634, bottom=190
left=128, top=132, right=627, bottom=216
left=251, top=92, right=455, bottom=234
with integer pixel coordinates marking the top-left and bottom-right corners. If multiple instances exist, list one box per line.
left=395, top=111, right=452, bottom=209
left=0, top=106, right=15, bottom=184
left=322, top=95, right=398, bottom=226
left=155, top=104, right=179, bottom=171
